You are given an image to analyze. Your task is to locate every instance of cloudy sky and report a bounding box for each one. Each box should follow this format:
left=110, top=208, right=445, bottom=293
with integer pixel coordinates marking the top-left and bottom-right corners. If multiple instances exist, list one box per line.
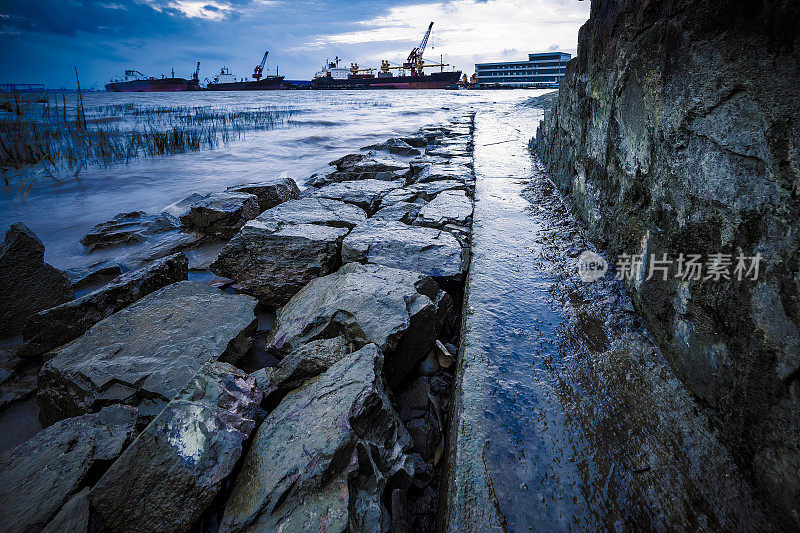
left=0, top=0, right=590, bottom=88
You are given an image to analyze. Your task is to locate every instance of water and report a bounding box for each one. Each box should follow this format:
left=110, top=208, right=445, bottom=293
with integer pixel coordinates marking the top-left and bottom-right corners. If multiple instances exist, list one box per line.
left=0, top=90, right=544, bottom=271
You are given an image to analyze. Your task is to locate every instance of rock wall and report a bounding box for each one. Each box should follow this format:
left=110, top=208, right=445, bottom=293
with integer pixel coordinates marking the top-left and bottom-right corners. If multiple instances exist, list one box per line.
left=535, top=0, right=800, bottom=526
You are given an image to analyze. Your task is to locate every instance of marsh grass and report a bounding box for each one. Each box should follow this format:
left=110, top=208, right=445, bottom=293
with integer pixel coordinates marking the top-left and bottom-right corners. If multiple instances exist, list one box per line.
left=0, top=92, right=298, bottom=180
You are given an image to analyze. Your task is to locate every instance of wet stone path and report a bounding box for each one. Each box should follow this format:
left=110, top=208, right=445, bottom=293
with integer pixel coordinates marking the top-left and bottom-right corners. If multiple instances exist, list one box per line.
left=444, top=105, right=773, bottom=531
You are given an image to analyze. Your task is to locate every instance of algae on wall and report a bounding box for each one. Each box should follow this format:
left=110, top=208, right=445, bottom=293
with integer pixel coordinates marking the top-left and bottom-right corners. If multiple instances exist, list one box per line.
left=535, top=0, right=800, bottom=527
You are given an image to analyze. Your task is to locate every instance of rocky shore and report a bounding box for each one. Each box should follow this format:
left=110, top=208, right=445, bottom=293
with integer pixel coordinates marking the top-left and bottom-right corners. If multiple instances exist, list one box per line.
left=534, top=0, right=799, bottom=527
left=0, top=114, right=475, bottom=531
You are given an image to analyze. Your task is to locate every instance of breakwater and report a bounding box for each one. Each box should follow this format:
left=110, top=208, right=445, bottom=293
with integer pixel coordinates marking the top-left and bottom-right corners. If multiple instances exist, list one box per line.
left=0, top=114, right=476, bottom=531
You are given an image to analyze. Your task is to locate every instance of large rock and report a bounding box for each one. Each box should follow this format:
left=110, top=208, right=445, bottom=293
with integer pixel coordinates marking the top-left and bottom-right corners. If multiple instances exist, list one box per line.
left=179, top=191, right=260, bottom=238
left=364, top=138, right=421, bottom=156
left=38, top=281, right=257, bottom=426
left=379, top=180, right=466, bottom=208
left=22, top=252, right=188, bottom=357
left=220, top=344, right=415, bottom=532
left=266, top=263, right=443, bottom=386
left=310, top=179, right=405, bottom=214
left=0, top=223, right=74, bottom=338
left=90, top=361, right=262, bottom=533
left=227, top=177, right=301, bottom=212
left=412, top=163, right=473, bottom=184
left=414, top=189, right=473, bottom=229
left=342, top=220, right=464, bottom=280
left=211, top=221, right=348, bottom=306
left=327, top=155, right=410, bottom=183
left=371, top=201, right=423, bottom=224
left=80, top=211, right=180, bottom=253
left=0, top=405, right=137, bottom=533
left=251, top=336, right=353, bottom=407
left=255, top=197, right=367, bottom=229
left=534, top=0, right=800, bottom=525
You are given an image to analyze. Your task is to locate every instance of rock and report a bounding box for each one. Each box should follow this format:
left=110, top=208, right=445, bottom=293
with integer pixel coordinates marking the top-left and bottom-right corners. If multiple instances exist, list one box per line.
left=414, top=189, right=473, bottom=229
left=400, top=135, right=428, bottom=148
left=266, top=263, right=442, bottom=386
left=364, top=138, right=422, bottom=156
left=220, top=344, right=414, bottom=532
left=179, top=191, right=260, bottom=239
left=42, top=488, right=91, bottom=533
left=22, top=252, right=188, bottom=357
left=0, top=364, right=38, bottom=410
left=534, top=0, right=800, bottom=525
left=79, top=212, right=182, bottom=254
left=255, top=197, right=367, bottom=229
left=326, top=156, right=411, bottom=183
left=412, top=163, right=473, bottom=184
left=310, top=179, right=404, bottom=214
left=227, top=177, right=301, bottom=212
left=416, top=350, right=440, bottom=377
left=434, top=340, right=453, bottom=369
left=329, top=153, right=366, bottom=170
left=210, top=222, right=348, bottom=307
left=38, top=281, right=257, bottom=426
left=253, top=336, right=353, bottom=408
left=371, top=201, right=423, bottom=224
left=68, top=264, right=124, bottom=291
left=395, top=376, right=440, bottom=461
left=0, top=223, right=74, bottom=338
left=379, top=180, right=466, bottom=208
left=342, top=220, right=464, bottom=280
left=90, top=361, right=262, bottom=533
left=0, top=405, right=137, bottom=533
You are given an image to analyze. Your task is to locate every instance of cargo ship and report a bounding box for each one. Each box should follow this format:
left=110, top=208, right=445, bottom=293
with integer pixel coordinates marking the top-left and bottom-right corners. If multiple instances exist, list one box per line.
left=205, top=51, right=284, bottom=91
left=311, top=22, right=461, bottom=89
left=105, top=69, right=190, bottom=92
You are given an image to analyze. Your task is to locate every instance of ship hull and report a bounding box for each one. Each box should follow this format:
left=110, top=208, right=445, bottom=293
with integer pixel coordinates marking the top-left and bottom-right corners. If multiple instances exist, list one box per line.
left=206, top=76, right=284, bottom=91
left=312, top=71, right=461, bottom=89
left=105, top=78, right=188, bottom=92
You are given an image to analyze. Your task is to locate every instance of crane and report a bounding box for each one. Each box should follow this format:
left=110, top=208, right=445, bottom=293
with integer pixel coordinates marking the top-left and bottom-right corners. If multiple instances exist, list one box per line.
left=252, top=51, right=269, bottom=81
left=192, top=62, right=200, bottom=81
left=405, top=22, right=434, bottom=76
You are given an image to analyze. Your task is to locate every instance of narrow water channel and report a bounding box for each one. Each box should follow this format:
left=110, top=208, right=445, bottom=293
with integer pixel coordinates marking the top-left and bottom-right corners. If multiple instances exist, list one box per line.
left=445, top=104, right=772, bottom=531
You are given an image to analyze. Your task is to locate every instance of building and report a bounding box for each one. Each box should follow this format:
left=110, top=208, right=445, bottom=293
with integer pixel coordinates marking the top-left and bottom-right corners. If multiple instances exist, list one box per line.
left=474, top=52, right=572, bottom=88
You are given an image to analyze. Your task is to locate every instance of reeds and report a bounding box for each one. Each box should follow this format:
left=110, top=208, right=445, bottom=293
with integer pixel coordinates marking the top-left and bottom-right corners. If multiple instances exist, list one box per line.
left=0, top=92, right=298, bottom=174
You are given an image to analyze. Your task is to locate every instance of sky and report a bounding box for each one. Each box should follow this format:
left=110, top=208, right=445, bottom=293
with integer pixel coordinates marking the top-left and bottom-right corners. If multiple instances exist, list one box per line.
left=0, top=0, right=590, bottom=88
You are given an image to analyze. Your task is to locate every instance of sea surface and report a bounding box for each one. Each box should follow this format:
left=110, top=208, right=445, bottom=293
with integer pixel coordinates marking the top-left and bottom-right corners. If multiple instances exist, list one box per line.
left=0, top=89, right=545, bottom=271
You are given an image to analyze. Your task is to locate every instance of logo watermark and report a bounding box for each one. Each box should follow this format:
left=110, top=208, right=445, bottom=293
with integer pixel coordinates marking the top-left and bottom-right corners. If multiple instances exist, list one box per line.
left=576, top=251, right=763, bottom=283
left=577, top=250, right=608, bottom=282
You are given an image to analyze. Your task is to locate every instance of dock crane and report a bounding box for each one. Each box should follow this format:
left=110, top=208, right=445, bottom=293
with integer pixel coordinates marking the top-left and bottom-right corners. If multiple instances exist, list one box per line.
left=252, top=51, right=269, bottom=81
left=405, top=22, right=434, bottom=76
left=192, top=62, right=200, bottom=82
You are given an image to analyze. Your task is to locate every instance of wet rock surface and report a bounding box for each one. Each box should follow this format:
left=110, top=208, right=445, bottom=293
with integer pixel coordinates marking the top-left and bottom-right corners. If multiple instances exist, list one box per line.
left=179, top=191, right=260, bottom=238
left=342, top=219, right=464, bottom=280
left=414, top=189, right=473, bottom=229
left=220, top=344, right=414, bottom=532
left=22, top=252, right=188, bottom=357
left=534, top=0, right=800, bottom=525
left=0, top=405, right=137, bottom=533
left=254, top=197, right=367, bottom=229
left=309, top=178, right=405, bottom=214
left=90, top=361, right=262, bottom=533
left=364, top=137, right=422, bottom=156
left=226, top=177, right=300, bottom=212
left=38, top=281, right=257, bottom=426
left=211, top=221, right=348, bottom=306
left=266, top=262, right=443, bottom=387
left=0, top=223, right=74, bottom=337
left=80, top=211, right=180, bottom=253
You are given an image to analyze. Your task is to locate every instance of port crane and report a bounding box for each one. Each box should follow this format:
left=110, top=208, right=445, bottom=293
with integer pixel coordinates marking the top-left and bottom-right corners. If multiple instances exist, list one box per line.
left=346, top=22, right=449, bottom=77
left=252, top=51, right=269, bottom=81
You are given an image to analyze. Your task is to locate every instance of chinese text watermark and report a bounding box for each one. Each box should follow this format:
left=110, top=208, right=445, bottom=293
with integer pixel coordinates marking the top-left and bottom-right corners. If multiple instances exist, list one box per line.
left=577, top=252, right=762, bottom=283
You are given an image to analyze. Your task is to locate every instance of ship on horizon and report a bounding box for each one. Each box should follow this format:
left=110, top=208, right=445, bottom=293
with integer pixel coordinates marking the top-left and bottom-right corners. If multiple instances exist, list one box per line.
left=205, top=51, right=284, bottom=91
left=311, top=22, right=461, bottom=90
left=105, top=64, right=200, bottom=92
